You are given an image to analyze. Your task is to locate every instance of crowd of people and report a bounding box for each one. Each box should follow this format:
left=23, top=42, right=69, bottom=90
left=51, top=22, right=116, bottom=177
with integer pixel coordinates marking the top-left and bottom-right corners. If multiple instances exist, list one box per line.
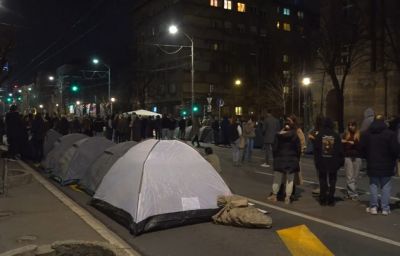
left=1, top=104, right=399, bottom=215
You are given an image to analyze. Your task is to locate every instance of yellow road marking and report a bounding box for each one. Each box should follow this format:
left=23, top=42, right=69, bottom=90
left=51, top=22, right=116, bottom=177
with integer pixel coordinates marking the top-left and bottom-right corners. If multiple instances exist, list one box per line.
left=69, top=184, right=83, bottom=193
left=277, top=225, right=334, bottom=256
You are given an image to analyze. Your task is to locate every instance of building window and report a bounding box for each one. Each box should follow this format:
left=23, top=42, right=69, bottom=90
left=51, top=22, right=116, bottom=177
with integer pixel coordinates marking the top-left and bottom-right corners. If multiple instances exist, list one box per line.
left=260, top=28, right=267, bottom=37
left=210, top=0, right=218, bottom=7
left=237, top=2, right=246, bottom=12
left=283, top=8, right=290, bottom=16
left=224, top=21, right=232, bottom=30
left=213, top=43, right=219, bottom=51
left=276, top=21, right=280, bottom=29
left=238, top=24, right=245, bottom=33
left=297, top=11, right=304, bottom=19
left=224, top=0, right=232, bottom=10
left=250, top=26, right=257, bottom=34
left=235, top=106, right=243, bottom=116
left=283, top=54, right=289, bottom=63
left=283, top=23, right=291, bottom=31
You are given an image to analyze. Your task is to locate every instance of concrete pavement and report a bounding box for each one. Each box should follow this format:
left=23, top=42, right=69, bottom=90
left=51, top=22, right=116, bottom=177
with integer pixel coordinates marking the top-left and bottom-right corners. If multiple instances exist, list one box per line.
left=0, top=159, right=139, bottom=255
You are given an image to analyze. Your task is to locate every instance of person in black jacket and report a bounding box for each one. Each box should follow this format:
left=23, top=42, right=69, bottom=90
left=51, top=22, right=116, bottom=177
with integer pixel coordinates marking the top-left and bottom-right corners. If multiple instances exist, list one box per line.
left=31, top=113, right=46, bottom=162
left=5, top=105, right=28, bottom=159
left=360, top=115, right=400, bottom=215
left=267, top=120, right=301, bottom=204
left=314, top=118, right=344, bottom=206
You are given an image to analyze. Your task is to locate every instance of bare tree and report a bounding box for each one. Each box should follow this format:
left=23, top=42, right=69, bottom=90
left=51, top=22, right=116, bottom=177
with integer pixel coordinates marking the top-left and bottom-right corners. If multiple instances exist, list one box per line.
left=315, top=0, right=368, bottom=132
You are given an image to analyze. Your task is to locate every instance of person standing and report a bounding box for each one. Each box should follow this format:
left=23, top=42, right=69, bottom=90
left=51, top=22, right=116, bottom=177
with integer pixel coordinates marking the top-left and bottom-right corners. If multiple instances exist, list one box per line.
left=221, top=116, right=230, bottom=147
left=342, top=121, right=362, bottom=200
left=155, top=115, right=162, bottom=140
left=314, top=118, right=344, bottom=206
left=308, top=115, right=324, bottom=195
left=360, top=115, right=400, bottom=215
left=191, top=116, right=201, bottom=147
left=204, top=147, right=222, bottom=173
left=5, top=105, right=27, bottom=159
left=228, top=116, right=242, bottom=166
left=267, top=120, right=301, bottom=204
left=261, top=112, right=281, bottom=168
left=178, top=117, right=186, bottom=140
left=30, top=113, right=46, bottom=163
left=360, top=108, right=375, bottom=132
left=211, top=117, right=220, bottom=145
left=168, top=116, right=176, bottom=139
left=242, top=116, right=256, bottom=162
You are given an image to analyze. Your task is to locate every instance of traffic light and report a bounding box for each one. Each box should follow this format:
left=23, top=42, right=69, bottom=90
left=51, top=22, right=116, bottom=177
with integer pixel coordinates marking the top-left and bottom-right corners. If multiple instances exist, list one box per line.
left=70, top=83, right=79, bottom=93
left=192, top=105, right=199, bottom=113
left=17, top=97, right=22, bottom=101
left=181, top=109, right=188, bottom=117
left=6, top=97, right=12, bottom=103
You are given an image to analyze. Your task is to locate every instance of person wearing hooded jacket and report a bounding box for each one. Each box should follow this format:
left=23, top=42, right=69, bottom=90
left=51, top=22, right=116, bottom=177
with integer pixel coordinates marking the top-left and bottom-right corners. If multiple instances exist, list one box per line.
left=267, top=119, right=301, bottom=204
left=314, top=118, right=344, bottom=206
left=360, top=108, right=375, bottom=133
left=360, top=115, right=400, bottom=215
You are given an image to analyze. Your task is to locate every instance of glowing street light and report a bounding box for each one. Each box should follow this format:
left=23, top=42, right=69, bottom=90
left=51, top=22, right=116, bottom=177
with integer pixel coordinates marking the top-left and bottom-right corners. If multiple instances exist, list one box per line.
left=56, top=104, right=59, bottom=107
left=18, top=89, right=22, bottom=93
left=48, top=76, right=55, bottom=81
left=234, top=79, right=242, bottom=86
left=39, top=104, right=43, bottom=109
left=28, top=87, right=32, bottom=91
left=8, top=93, right=12, bottom=97
left=168, top=24, right=195, bottom=114
left=76, top=101, right=81, bottom=105
left=92, top=58, right=99, bottom=65
left=110, top=97, right=116, bottom=102
left=92, top=57, right=111, bottom=100
left=302, top=77, right=311, bottom=87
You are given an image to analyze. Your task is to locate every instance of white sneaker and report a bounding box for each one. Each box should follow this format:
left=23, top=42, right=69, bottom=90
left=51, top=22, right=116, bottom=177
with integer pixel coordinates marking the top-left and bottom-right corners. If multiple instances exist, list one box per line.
left=261, top=163, right=270, bottom=168
left=366, top=207, right=378, bottom=215
left=382, top=210, right=390, bottom=216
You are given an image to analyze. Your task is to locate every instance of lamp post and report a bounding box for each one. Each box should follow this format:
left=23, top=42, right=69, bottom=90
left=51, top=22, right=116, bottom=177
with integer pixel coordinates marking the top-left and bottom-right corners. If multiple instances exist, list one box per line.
left=110, top=97, right=116, bottom=114
left=92, top=58, right=111, bottom=102
left=169, top=25, right=195, bottom=114
left=302, top=77, right=311, bottom=130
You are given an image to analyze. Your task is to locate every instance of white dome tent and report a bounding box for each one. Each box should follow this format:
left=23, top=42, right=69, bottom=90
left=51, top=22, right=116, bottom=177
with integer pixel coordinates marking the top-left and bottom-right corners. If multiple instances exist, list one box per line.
left=91, top=139, right=231, bottom=235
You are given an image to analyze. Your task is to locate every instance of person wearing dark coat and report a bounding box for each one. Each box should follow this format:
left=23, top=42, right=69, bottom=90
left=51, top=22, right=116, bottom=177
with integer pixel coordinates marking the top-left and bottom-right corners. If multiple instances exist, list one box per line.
left=262, top=112, right=281, bottom=168
left=360, top=115, right=400, bottom=215
left=211, top=117, right=220, bottom=145
left=178, top=117, right=186, bottom=140
left=155, top=115, right=162, bottom=140
left=56, top=116, right=69, bottom=135
left=31, top=113, right=46, bottom=162
left=5, top=105, right=28, bottom=158
left=314, top=118, right=344, bottom=206
left=221, top=116, right=230, bottom=147
left=267, top=121, right=301, bottom=204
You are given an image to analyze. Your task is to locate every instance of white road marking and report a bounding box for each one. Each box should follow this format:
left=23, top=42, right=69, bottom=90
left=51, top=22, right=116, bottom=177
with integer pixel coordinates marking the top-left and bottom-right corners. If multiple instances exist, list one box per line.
left=242, top=196, right=400, bottom=247
left=18, top=161, right=141, bottom=256
left=254, top=171, right=400, bottom=201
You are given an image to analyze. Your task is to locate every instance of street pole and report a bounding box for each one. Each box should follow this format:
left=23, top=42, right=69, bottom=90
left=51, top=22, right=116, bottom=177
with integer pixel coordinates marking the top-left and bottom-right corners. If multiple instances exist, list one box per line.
left=108, top=65, right=111, bottom=102
left=190, top=37, right=194, bottom=114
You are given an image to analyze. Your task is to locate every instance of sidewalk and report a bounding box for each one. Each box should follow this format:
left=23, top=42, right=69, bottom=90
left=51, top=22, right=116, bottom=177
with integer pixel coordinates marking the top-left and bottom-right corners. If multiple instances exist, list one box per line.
left=0, top=159, right=138, bottom=255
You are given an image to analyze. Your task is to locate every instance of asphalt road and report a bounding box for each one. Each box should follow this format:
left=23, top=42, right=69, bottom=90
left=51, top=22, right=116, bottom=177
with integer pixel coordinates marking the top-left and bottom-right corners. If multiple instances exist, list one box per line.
left=39, top=142, right=400, bottom=256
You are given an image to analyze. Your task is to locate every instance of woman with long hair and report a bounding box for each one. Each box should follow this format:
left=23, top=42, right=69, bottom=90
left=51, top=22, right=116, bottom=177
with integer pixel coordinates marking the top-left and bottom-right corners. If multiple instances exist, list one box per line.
left=342, top=121, right=362, bottom=200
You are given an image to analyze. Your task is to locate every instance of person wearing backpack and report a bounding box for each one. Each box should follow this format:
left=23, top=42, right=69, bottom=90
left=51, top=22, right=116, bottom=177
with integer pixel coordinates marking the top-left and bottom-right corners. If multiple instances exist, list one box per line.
left=314, top=118, right=344, bottom=206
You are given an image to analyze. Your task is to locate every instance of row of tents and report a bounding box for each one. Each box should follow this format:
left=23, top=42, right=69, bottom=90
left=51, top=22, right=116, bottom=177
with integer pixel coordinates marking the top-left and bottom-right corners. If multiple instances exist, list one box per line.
left=41, top=130, right=232, bottom=235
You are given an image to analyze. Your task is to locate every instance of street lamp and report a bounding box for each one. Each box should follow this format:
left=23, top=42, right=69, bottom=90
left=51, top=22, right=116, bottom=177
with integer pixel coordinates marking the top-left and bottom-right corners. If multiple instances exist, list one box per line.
left=110, top=97, right=116, bottom=114
left=39, top=104, right=43, bottom=109
left=92, top=58, right=111, bottom=101
left=76, top=101, right=81, bottom=105
left=18, top=89, right=22, bottom=93
left=168, top=25, right=195, bottom=114
left=302, top=77, right=312, bottom=130
left=234, top=79, right=242, bottom=87
left=48, top=76, right=55, bottom=81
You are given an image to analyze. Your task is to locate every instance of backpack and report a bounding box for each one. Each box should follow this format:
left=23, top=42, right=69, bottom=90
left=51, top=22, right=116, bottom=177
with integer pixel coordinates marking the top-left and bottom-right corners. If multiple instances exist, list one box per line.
left=321, top=135, right=335, bottom=158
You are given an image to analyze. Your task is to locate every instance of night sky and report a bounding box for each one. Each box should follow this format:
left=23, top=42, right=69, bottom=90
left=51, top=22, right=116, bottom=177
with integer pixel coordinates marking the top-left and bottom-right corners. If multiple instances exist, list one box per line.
left=0, top=0, right=132, bottom=85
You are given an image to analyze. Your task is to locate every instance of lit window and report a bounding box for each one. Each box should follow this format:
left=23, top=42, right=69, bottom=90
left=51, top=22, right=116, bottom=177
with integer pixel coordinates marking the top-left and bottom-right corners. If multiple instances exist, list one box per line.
left=297, top=11, right=304, bottom=19
left=224, top=0, right=232, bottom=10
left=276, top=21, right=280, bottom=29
left=283, top=8, right=290, bottom=16
left=283, top=55, right=289, bottom=63
left=235, top=106, right=243, bottom=116
left=213, top=43, right=219, bottom=51
left=210, top=0, right=218, bottom=7
left=237, top=2, right=246, bottom=12
left=283, top=23, right=291, bottom=31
